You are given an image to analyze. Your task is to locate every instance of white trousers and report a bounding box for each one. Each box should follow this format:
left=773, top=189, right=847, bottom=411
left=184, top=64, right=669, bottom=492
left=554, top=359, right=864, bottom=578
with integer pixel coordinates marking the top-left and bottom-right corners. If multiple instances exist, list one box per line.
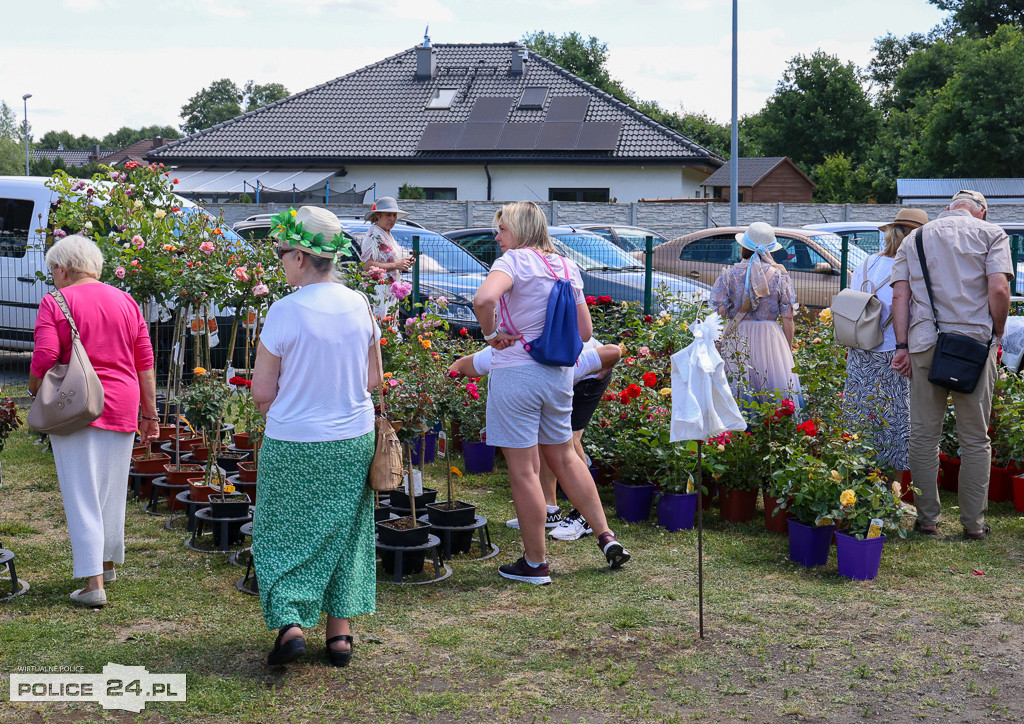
left=50, top=426, right=134, bottom=579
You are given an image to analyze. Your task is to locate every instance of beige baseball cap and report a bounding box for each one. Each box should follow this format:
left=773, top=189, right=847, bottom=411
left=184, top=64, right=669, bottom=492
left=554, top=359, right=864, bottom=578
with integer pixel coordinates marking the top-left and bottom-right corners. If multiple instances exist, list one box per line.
left=951, top=189, right=987, bottom=211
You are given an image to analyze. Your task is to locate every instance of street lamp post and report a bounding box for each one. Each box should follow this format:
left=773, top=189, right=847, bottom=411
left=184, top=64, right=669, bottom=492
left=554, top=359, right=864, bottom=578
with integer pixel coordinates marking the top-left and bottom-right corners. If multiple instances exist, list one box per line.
left=22, top=94, right=32, bottom=177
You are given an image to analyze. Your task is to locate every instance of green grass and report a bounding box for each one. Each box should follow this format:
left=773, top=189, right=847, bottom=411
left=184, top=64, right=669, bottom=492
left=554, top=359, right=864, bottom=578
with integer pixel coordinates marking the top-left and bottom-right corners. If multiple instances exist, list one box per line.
left=1, top=422, right=1024, bottom=723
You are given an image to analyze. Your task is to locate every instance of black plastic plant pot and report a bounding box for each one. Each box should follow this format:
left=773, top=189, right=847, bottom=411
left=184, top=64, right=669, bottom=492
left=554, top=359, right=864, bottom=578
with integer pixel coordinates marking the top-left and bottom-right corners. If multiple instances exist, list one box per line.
left=380, top=549, right=426, bottom=576
left=426, top=501, right=477, bottom=527
left=374, top=503, right=394, bottom=523
left=208, top=493, right=249, bottom=520
left=215, top=450, right=251, bottom=474
left=450, top=530, right=475, bottom=555
left=388, top=487, right=438, bottom=510
left=376, top=516, right=430, bottom=547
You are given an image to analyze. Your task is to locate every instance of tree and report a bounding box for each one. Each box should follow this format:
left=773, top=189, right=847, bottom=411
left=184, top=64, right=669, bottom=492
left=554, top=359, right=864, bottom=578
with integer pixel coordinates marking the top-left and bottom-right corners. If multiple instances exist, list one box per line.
left=522, top=31, right=633, bottom=102
left=37, top=130, right=101, bottom=150
left=101, top=125, right=181, bottom=149
left=928, top=0, right=1024, bottom=36
left=811, top=153, right=873, bottom=203
left=242, top=81, right=289, bottom=112
left=180, top=79, right=290, bottom=134
left=180, top=78, right=243, bottom=134
left=0, top=101, right=24, bottom=175
left=745, top=51, right=881, bottom=171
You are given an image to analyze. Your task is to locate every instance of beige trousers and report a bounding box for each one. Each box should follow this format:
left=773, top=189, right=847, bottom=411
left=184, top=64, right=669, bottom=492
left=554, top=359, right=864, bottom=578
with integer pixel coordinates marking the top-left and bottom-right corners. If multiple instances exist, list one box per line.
left=909, top=344, right=998, bottom=531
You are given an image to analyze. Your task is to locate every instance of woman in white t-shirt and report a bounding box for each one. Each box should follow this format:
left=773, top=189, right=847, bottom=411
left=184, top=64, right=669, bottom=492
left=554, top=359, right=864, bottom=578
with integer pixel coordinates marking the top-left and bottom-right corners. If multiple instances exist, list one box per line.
left=472, top=201, right=631, bottom=585
left=252, top=206, right=381, bottom=668
left=844, top=208, right=927, bottom=471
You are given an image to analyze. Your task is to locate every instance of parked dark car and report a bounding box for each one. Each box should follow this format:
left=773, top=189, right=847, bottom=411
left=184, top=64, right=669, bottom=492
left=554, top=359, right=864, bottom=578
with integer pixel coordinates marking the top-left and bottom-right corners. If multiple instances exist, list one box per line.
left=443, top=226, right=711, bottom=307
left=231, top=216, right=484, bottom=333
left=572, top=224, right=671, bottom=253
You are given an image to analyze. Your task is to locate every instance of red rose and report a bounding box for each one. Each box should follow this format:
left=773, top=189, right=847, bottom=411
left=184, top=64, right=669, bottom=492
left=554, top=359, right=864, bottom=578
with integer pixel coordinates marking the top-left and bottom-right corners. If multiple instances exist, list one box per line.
left=797, top=420, right=818, bottom=437
left=644, top=315, right=653, bottom=323
left=173, top=178, right=179, bottom=184
left=642, top=372, right=658, bottom=388
left=459, top=327, right=468, bottom=336
left=597, top=295, right=613, bottom=304
left=585, top=295, right=597, bottom=305
left=626, top=384, right=643, bottom=399
left=229, top=376, right=248, bottom=386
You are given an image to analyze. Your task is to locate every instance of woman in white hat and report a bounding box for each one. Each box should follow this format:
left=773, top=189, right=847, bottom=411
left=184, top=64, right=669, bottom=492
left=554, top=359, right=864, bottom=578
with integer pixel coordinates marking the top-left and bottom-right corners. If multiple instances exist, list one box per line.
left=360, top=197, right=415, bottom=316
left=843, top=208, right=928, bottom=472
left=251, top=206, right=381, bottom=668
left=709, top=221, right=801, bottom=402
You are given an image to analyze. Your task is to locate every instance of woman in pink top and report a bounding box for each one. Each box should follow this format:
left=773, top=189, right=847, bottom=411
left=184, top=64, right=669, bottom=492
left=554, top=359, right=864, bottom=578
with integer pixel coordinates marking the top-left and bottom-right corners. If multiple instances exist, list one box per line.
left=29, top=235, right=158, bottom=608
left=473, top=201, right=630, bottom=585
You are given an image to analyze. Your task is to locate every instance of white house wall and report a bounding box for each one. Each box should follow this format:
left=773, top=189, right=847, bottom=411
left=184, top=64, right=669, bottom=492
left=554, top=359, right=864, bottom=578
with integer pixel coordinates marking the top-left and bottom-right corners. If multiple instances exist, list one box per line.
left=338, top=163, right=708, bottom=203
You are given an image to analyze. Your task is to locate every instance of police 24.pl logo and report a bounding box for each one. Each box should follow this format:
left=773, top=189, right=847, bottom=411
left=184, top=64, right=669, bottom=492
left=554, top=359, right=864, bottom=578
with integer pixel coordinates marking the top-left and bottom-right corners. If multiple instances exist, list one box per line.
left=11, top=663, right=186, bottom=712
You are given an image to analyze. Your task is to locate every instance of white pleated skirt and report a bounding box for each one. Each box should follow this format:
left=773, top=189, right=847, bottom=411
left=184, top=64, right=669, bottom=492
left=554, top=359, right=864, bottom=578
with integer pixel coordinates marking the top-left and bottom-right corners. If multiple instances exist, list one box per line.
left=721, top=319, right=802, bottom=402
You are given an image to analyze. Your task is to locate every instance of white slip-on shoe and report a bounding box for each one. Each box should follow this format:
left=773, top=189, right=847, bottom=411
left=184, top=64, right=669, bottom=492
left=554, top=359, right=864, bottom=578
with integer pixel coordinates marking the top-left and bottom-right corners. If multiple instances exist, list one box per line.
left=102, top=568, right=116, bottom=583
left=70, top=588, right=108, bottom=607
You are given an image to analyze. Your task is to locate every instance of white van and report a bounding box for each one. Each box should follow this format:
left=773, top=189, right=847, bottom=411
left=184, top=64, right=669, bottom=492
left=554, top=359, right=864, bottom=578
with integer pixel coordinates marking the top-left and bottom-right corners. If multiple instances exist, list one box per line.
left=0, top=176, right=241, bottom=352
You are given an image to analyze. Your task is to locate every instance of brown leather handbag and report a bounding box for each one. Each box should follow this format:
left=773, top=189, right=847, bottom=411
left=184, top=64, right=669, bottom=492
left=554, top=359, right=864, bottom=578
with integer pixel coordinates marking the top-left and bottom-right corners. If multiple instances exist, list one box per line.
left=27, top=290, right=105, bottom=435
left=362, top=297, right=403, bottom=492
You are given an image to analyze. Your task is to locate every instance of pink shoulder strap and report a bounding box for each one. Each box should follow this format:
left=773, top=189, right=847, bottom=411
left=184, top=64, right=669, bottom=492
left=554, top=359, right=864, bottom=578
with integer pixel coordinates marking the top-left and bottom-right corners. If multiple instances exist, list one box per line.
left=529, top=248, right=570, bottom=280
left=497, top=249, right=571, bottom=341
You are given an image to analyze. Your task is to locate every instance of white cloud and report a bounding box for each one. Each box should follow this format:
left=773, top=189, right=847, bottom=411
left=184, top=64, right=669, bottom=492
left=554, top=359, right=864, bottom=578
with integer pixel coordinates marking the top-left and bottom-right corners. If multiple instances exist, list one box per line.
left=62, top=0, right=103, bottom=9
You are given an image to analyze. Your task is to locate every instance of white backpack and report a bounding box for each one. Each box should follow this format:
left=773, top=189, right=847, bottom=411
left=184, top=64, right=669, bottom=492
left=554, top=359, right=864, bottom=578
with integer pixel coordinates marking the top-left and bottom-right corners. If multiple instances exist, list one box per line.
left=831, top=257, right=892, bottom=350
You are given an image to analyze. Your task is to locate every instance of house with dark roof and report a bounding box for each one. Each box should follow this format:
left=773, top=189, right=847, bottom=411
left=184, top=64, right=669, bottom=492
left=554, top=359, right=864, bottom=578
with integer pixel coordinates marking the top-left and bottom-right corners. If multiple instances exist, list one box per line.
left=700, top=157, right=814, bottom=203
left=31, top=147, right=112, bottom=168
left=898, top=178, right=1024, bottom=205
left=147, top=39, right=723, bottom=204
left=95, top=138, right=173, bottom=168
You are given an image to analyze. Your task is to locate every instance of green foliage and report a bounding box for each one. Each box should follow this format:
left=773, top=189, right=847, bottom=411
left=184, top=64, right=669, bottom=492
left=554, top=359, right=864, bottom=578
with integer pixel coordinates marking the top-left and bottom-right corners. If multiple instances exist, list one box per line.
left=928, top=0, right=1024, bottom=37
left=990, top=367, right=1024, bottom=463
left=747, top=51, right=880, bottom=170
left=37, top=129, right=102, bottom=150
left=180, top=79, right=289, bottom=134
left=811, top=153, right=874, bottom=203
left=0, top=101, right=25, bottom=176
left=398, top=183, right=425, bottom=200
left=827, top=472, right=915, bottom=539
left=522, top=31, right=633, bottom=102
left=176, top=369, right=233, bottom=437
left=0, top=398, right=21, bottom=453
left=101, top=125, right=181, bottom=148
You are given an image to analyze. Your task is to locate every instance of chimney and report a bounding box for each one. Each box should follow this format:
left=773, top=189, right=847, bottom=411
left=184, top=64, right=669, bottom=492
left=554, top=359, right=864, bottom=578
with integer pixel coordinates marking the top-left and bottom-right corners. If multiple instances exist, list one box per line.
left=153, top=136, right=163, bottom=149
left=510, top=47, right=525, bottom=75
left=416, top=27, right=436, bottom=80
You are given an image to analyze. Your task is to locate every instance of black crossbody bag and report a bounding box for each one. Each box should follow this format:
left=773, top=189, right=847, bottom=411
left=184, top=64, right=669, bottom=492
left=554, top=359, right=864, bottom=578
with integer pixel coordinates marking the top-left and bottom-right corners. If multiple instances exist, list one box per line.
left=915, top=231, right=992, bottom=394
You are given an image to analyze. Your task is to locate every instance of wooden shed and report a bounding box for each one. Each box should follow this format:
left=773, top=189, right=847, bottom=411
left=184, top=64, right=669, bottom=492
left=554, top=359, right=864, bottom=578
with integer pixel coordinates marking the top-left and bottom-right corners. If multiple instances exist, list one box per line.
left=700, top=157, right=815, bottom=203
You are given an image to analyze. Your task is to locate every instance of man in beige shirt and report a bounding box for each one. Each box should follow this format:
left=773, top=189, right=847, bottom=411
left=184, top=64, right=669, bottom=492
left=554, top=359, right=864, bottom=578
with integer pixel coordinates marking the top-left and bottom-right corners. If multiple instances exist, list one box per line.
left=890, top=190, right=1012, bottom=541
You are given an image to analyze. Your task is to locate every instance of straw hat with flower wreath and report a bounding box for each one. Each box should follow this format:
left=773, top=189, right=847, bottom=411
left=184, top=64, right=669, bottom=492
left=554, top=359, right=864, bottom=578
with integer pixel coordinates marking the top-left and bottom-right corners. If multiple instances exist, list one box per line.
left=269, top=206, right=351, bottom=258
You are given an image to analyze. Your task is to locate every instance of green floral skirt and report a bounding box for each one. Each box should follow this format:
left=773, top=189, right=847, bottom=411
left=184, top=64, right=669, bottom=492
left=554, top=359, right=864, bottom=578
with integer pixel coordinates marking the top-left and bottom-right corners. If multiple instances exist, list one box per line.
left=252, top=433, right=376, bottom=630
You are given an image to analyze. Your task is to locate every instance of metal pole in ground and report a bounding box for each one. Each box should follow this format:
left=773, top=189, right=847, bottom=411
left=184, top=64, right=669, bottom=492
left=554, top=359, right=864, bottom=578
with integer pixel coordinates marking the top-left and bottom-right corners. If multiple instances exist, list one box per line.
left=697, top=439, right=704, bottom=639
left=412, top=235, right=420, bottom=309
left=644, top=235, right=654, bottom=316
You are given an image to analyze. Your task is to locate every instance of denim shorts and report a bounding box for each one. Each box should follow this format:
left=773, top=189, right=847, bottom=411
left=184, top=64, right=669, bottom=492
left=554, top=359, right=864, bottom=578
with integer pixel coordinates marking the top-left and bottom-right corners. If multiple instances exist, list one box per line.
left=486, top=364, right=574, bottom=448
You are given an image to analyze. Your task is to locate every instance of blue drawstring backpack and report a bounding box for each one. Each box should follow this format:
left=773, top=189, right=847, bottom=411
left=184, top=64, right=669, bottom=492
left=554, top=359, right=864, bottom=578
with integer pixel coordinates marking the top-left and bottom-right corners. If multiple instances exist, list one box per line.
left=499, top=249, right=583, bottom=367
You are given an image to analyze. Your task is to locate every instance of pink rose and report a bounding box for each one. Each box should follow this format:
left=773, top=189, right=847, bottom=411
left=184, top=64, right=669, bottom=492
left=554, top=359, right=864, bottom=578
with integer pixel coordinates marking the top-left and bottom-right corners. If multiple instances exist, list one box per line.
left=465, top=383, right=478, bottom=395
left=132, top=234, right=145, bottom=250
left=199, top=241, right=215, bottom=254
left=387, top=379, right=399, bottom=387
left=115, top=266, right=126, bottom=279
left=252, top=283, right=269, bottom=296
left=233, top=266, right=250, bottom=282
left=53, top=229, right=67, bottom=239
left=390, top=281, right=412, bottom=301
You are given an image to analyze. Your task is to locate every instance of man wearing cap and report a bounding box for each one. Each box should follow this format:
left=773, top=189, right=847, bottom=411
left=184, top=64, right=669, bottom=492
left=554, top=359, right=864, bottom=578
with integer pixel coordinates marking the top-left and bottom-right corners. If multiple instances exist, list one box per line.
left=890, top=190, right=1013, bottom=541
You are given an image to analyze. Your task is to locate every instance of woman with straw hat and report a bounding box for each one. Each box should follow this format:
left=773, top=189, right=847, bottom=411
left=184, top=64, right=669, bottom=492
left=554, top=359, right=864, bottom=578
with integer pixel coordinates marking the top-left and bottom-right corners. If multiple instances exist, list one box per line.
left=843, top=208, right=928, bottom=472
left=710, top=221, right=801, bottom=403
left=252, top=206, right=380, bottom=668
left=360, top=197, right=415, bottom=316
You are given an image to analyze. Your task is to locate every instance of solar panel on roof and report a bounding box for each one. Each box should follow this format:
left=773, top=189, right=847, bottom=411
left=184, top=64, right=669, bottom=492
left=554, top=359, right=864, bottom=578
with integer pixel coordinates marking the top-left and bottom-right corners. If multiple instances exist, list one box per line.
left=535, top=122, right=582, bottom=150
left=417, top=123, right=465, bottom=151
left=495, top=123, right=542, bottom=150
left=457, top=122, right=503, bottom=150
left=467, top=97, right=514, bottom=122
left=575, top=122, right=621, bottom=151
left=546, top=96, right=590, bottom=122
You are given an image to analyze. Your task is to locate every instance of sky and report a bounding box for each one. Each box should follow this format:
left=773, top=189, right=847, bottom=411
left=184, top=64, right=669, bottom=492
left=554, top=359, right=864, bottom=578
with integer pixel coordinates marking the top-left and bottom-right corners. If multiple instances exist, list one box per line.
left=1, top=0, right=947, bottom=140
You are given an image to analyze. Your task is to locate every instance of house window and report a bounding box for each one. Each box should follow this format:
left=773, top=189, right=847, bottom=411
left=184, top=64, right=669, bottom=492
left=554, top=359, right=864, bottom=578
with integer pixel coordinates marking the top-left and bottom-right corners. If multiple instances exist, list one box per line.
left=424, top=188, right=457, bottom=200
left=426, top=88, right=458, bottom=109
left=518, top=86, right=548, bottom=109
left=548, top=188, right=610, bottom=203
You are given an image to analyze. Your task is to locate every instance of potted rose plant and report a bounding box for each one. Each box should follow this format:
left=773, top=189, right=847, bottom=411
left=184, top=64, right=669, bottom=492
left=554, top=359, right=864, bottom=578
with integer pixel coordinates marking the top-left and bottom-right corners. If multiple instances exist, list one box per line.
left=827, top=472, right=916, bottom=580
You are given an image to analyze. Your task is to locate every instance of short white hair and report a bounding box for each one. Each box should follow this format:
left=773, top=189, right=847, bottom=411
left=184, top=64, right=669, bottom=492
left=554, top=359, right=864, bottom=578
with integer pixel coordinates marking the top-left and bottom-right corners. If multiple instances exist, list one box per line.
left=45, top=235, right=104, bottom=279
left=949, top=197, right=985, bottom=214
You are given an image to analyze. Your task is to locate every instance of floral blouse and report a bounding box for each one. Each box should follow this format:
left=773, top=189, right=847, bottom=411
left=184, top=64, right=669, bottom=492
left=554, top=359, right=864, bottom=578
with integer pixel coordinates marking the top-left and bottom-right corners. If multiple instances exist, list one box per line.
left=360, top=224, right=406, bottom=284
left=709, top=260, right=796, bottom=321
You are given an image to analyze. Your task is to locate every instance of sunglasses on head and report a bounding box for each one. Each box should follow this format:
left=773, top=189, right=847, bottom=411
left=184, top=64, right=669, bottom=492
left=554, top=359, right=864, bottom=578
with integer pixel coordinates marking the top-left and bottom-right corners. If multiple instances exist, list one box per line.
left=275, top=246, right=295, bottom=260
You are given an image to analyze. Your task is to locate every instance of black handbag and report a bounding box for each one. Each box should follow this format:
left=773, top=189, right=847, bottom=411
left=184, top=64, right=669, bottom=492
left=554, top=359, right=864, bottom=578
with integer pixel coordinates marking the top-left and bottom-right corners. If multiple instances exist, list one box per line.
left=915, top=231, right=991, bottom=394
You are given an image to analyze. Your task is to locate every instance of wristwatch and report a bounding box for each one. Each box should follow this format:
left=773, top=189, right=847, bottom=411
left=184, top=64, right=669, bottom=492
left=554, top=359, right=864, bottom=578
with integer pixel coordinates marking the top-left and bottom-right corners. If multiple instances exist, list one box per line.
left=895, top=343, right=908, bottom=350
left=483, top=329, right=500, bottom=341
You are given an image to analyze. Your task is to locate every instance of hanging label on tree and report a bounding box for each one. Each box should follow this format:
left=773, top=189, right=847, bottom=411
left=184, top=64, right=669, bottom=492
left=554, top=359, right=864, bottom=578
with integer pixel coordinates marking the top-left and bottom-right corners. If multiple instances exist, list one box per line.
left=437, top=432, right=447, bottom=458
left=189, top=316, right=205, bottom=335
left=207, top=316, right=220, bottom=347
left=243, top=309, right=259, bottom=328
left=686, top=473, right=695, bottom=494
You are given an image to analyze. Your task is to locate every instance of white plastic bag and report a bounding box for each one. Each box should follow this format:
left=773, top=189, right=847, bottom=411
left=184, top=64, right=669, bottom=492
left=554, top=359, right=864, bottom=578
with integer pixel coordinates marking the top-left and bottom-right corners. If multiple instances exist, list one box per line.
left=670, top=313, right=747, bottom=442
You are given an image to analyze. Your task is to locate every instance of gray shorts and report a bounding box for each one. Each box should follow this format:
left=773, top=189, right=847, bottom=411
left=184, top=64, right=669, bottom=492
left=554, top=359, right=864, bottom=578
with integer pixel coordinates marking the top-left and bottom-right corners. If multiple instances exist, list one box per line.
left=486, top=364, right=574, bottom=448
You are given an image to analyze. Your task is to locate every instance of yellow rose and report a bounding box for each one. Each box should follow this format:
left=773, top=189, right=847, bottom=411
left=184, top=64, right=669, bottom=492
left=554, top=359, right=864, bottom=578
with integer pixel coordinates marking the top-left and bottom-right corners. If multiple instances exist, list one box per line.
left=421, top=339, right=432, bottom=349
left=819, top=308, right=832, bottom=324
left=717, top=444, right=726, bottom=452
left=891, top=481, right=902, bottom=497
left=659, top=388, right=672, bottom=397
left=830, top=470, right=842, bottom=482
left=193, top=366, right=207, bottom=375
left=133, top=199, right=143, bottom=209
left=840, top=489, right=856, bottom=507
left=154, top=209, right=167, bottom=219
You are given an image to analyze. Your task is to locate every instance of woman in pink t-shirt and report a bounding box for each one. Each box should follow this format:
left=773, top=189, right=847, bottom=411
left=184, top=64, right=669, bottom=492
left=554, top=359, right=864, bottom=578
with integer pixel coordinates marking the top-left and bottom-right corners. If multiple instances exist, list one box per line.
left=29, top=235, right=157, bottom=608
left=473, top=201, right=630, bottom=585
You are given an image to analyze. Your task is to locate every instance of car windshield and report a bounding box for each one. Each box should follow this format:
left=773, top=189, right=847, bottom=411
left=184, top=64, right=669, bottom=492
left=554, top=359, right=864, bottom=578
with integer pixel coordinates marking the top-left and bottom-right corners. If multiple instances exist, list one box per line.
left=351, top=225, right=488, bottom=274
left=613, top=228, right=669, bottom=252
left=552, top=232, right=643, bottom=271
left=806, top=232, right=868, bottom=268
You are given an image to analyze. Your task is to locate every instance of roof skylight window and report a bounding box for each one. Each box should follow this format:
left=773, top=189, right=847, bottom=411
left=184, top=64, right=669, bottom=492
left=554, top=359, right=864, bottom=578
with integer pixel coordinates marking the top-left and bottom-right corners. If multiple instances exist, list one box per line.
left=427, top=88, right=458, bottom=109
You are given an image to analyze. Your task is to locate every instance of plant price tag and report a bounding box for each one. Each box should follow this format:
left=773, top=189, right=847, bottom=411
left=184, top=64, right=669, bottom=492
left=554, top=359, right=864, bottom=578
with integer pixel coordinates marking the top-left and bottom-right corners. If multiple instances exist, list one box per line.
left=11, top=663, right=185, bottom=712
left=437, top=432, right=447, bottom=458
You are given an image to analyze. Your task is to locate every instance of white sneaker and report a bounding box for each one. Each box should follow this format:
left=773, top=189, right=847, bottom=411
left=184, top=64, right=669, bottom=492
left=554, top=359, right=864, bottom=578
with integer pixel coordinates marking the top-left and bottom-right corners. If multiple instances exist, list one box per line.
left=549, top=510, right=593, bottom=540
left=70, top=588, right=107, bottom=607
left=506, top=510, right=563, bottom=530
